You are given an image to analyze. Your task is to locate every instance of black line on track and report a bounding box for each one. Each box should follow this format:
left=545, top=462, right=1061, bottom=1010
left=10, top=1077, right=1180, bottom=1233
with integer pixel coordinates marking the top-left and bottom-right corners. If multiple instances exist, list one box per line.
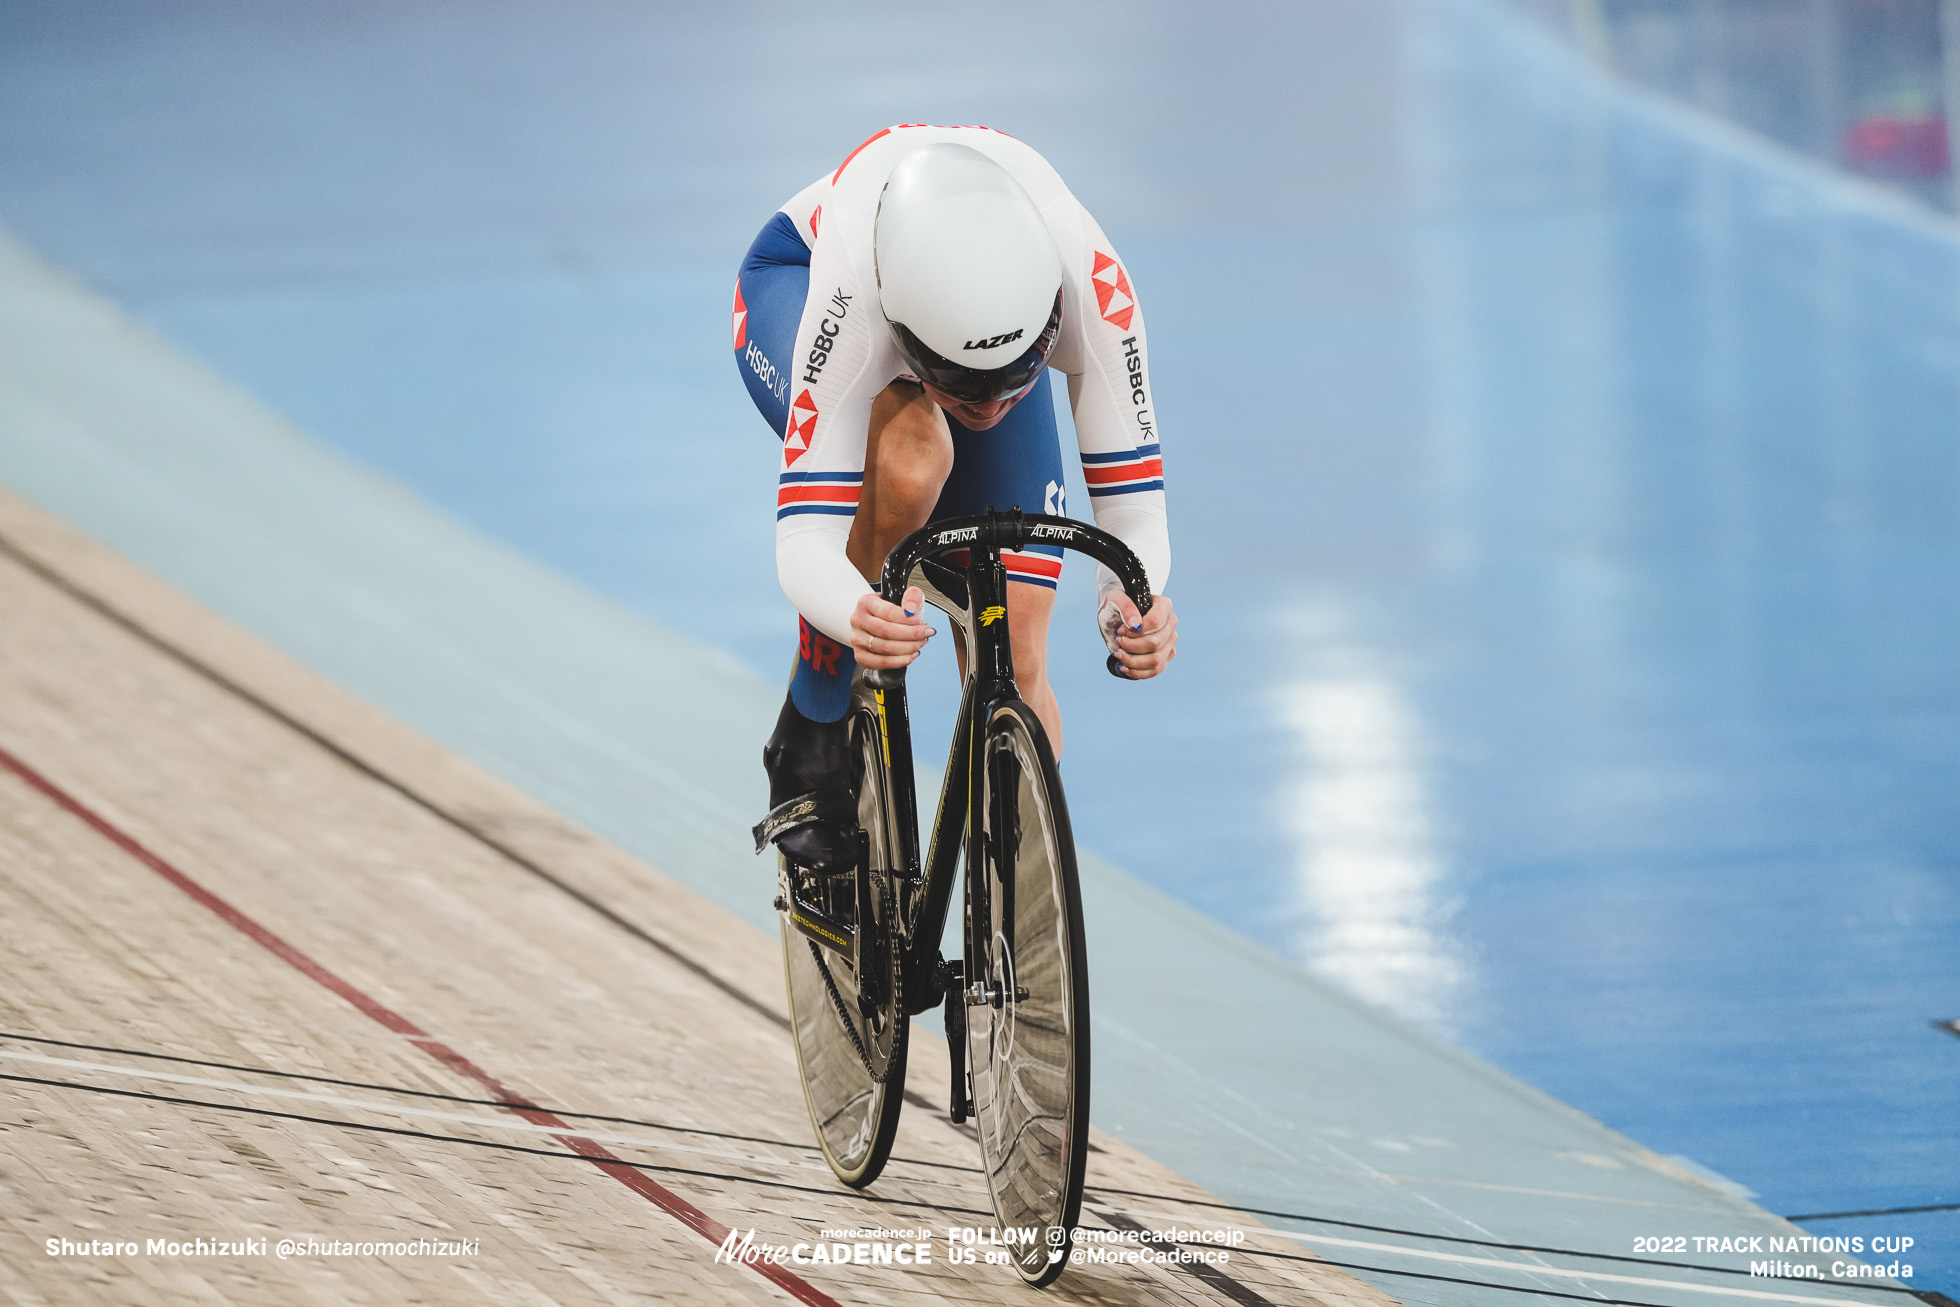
left=1082, top=1183, right=1932, bottom=1293
left=1788, top=1204, right=1960, bottom=1221
left=0, top=532, right=788, bottom=1033
left=2, top=1066, right=1090, bottom=1236
left=0, top=1029, right=983, bottom=1177
left=0, top=1071, right=994, bottom=1218
left=0, top=1029, right=810, bottom=1149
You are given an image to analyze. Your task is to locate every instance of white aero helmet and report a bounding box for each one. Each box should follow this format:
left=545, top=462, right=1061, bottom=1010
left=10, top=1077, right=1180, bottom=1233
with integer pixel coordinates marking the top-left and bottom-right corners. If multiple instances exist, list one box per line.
left=874, top=143, right=1064, bottom=405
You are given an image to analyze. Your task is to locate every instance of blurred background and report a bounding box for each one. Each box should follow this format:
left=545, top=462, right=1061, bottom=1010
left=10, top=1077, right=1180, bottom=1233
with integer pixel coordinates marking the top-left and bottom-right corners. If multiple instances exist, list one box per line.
left=0, top=0, right=1954, bottom=1290
left=1508, top=0, right=1960, bottom=205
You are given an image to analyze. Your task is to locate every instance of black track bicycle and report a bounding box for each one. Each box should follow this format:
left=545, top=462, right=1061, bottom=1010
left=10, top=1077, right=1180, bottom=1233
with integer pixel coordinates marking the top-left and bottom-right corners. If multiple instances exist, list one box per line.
left=768, top=509, right=1153, bottom=1287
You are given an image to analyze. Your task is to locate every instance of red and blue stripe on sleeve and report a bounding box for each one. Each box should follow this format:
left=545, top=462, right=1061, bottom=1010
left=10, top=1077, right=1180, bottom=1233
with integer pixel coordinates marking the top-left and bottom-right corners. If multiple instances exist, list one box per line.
left=778, top=469, right=864, bottom=519
left=1081, top=448, right=1164, bottom=498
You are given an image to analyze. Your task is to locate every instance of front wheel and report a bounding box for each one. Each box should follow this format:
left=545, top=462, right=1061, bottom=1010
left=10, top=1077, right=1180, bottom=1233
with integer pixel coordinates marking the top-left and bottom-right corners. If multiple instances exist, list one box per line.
left=967, top=701, right=1090, bottom=1286
left=781, top=697, right=907, bottom=1187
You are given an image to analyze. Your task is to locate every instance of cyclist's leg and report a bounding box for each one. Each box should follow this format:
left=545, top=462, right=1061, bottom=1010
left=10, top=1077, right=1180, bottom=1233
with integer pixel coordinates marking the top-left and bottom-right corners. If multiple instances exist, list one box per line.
left=928, top=370, right=1068, bottom=754
left=737, top=213, right=861, bottom=869
left=846, top=381, right=953, bottom=583
left=1005, top=586, right=1060, bottom=756
left=732, top=211, right=807, bottom=440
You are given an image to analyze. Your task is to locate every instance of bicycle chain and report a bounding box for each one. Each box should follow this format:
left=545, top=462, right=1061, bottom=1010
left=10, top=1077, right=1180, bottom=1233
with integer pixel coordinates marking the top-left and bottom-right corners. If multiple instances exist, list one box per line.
left=809, top=939, right=892, bottom=1085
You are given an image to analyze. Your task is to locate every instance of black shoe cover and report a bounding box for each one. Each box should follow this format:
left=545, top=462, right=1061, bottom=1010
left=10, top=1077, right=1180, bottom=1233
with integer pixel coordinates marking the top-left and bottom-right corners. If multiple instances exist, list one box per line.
left=760, top=694, right=856, bottom=872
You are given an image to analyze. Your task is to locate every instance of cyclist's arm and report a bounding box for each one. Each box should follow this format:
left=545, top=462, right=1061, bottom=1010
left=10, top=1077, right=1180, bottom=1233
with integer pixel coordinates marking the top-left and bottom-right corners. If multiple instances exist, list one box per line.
left=771, top=240, right=930, bottom=664
left=1052, top=219, right=1170, bottom=597
left=1049, top=219, right=1173, bottom=673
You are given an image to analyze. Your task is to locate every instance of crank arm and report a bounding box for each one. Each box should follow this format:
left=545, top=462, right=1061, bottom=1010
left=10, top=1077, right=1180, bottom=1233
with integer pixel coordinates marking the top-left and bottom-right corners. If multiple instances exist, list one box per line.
left=940, top=959, right=972, bottom=1123
left=776, top=868, right=855, bottom=957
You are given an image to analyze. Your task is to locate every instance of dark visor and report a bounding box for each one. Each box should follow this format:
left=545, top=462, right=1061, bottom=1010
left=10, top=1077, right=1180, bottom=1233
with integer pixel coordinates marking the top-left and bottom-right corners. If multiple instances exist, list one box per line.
left=889, top=289, right=1063, bottom=406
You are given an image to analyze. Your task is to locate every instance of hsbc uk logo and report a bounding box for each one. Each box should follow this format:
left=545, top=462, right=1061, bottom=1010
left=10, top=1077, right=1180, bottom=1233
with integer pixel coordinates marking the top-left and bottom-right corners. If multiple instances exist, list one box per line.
left=1091, top=251, right=1134, bottom=332
left=784, top=389, right=819, bottom=465
left=802, top=288, right=852, bottom=386
left=746, top=341, right=788, bottom=403
left=1123, top=336, right=1154, bottom=444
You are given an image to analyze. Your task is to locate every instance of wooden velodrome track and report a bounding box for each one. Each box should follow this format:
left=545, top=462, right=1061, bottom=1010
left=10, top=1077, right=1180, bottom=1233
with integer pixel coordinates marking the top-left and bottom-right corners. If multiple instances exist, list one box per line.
left=0, top=487, right=1394, bottom=1305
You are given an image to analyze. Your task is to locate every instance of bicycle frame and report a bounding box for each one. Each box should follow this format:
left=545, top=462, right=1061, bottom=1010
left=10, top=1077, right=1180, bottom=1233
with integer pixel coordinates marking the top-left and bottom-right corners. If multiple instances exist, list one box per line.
left=843, top=510, right=1152, bottom=1113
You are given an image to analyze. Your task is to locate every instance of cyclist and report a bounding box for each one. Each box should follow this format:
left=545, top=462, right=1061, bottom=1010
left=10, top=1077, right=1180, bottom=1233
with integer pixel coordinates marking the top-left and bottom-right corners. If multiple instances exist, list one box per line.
left=736, top=126, right=1177, bottom=870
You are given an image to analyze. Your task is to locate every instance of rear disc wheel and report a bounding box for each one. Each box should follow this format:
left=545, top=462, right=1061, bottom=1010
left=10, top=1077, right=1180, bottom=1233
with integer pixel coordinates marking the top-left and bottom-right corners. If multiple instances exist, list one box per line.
left=781, top=701, right=907, bottom=1187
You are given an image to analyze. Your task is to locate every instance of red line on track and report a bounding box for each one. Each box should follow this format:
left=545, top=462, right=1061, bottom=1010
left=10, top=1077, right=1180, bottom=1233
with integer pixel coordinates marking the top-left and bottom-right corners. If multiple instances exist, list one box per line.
left=0, top=742, right=839, bottom=1307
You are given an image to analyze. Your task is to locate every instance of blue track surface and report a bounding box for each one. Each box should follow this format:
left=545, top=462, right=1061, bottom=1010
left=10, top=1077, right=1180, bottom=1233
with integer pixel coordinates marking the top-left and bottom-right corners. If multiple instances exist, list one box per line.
left=1, top=0, right=1954, bottom=1289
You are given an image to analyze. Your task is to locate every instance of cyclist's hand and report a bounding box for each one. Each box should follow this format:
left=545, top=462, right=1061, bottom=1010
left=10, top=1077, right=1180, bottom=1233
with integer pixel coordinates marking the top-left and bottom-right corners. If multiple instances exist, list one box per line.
left=851, top=585, right=932, bottom=669
left=1100, top=591, right=1177, bottom=679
